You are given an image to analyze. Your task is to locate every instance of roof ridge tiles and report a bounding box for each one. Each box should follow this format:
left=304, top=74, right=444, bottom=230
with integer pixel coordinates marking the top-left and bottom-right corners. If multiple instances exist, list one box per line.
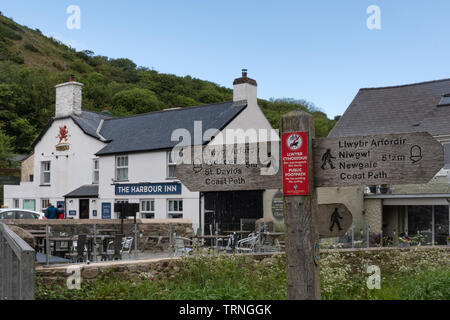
left=359, top=78, right=450, bottom=91
left=102, top=100, right=242, bottom=122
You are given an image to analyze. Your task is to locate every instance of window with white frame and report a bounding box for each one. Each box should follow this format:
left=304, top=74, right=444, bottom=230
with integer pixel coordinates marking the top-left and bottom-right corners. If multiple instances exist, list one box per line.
left=167, top=199, right=183, bottom=218
left=13, top=199, right=19, bottom=208
left=41, top=161, right=51, bottom=185
left=41, top=199, right=50, bottom=210
left=167, top=149, right=182, bottom=178
left=115, top=155, right=128, bottom=181
left=140, top=199, right=155, bottom=219
left=93, top=159, right=99, bottom=184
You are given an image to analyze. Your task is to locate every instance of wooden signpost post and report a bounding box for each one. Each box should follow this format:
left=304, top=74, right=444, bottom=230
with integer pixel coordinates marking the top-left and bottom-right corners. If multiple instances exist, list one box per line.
left=281, top=110, right=320, bottom=300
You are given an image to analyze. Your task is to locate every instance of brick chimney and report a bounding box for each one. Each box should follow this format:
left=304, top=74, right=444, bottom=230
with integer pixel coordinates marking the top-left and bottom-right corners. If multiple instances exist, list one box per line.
left=55, top=76, right=83, bottom=118
left=233, top=69, right=257, bottom=105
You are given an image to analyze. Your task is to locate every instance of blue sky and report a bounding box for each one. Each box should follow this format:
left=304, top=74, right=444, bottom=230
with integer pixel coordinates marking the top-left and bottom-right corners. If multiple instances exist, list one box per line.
left=2, top=1, right=450, bottom=118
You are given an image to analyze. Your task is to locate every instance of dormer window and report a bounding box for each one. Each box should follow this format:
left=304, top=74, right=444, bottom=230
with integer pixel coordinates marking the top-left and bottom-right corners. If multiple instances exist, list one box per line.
left=438, top=94, right=450, bottom=107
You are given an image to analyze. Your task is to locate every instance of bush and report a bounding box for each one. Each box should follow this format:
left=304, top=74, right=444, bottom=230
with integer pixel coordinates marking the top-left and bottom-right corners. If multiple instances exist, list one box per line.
left=0, top=24, right=22, bottom=40
left=24, top=42, right=40, bottom=53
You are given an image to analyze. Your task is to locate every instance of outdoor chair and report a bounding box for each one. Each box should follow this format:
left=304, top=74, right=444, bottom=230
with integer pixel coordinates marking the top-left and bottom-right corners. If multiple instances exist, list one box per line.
left=65, top=234, right=87, bottom=263
left=102, top=234, right=123, bottom=261
left=173, top=237, right=194, bottom=256
left=218, top=233, right=235, bottom=253
left=235, top=233, right=258, bottom=253
left=121, top=236, right=134, bottom=254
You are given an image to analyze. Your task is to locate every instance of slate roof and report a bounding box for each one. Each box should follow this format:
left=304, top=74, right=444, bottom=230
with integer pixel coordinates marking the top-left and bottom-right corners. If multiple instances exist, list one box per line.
left=64, top=185, right=99, bottom=198
left=328, top=79, right=450, bottom=138
left=95, top=101, right=247, bottom=156
left=33, top=101, right=246, bottom=155
left=71, top=110, right=115, bottom=140
left=31, top=110, right=114, bottom=148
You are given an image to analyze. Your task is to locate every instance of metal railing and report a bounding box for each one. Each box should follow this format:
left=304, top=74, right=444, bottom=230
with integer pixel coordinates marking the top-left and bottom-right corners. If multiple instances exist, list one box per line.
left=0, top=222, right=35, bottom=300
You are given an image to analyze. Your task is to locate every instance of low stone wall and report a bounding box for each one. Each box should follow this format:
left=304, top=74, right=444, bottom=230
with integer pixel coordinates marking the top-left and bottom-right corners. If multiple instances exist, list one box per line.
left=35, top=246, right=449, bottom=286
left=4, top=219, right=194, bottom=251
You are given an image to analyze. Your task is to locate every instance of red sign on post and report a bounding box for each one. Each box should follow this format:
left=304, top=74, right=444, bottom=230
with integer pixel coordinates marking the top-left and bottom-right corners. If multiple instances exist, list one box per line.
left=282, top=131, right=309, bottom=195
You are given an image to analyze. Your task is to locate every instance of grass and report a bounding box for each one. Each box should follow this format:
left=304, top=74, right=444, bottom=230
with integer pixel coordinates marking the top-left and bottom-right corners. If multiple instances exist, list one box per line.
left=36, top=249, right=450, bottom=300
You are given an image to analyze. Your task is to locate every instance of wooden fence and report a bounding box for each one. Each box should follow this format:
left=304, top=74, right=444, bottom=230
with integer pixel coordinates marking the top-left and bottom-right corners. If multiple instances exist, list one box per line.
left=0, top=222, right=35, bottom=300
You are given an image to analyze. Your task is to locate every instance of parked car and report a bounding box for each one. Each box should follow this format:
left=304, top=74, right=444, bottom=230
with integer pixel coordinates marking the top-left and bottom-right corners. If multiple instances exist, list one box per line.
left=0, top=208, right=46, bottom=220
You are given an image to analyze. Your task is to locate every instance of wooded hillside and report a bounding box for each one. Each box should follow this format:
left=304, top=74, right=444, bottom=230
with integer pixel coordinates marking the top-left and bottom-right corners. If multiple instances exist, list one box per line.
left=0, top=13, right=339, bottom=156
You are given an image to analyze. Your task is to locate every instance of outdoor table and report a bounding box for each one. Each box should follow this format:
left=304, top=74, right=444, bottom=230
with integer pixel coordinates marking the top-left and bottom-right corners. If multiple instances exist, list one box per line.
left=142, top=235, right=169, bottom=252
left=194, top=235, right=231, bottom=248
left=28, top=229, right=46, bottom=234
left=96, top=228, right=117, bottom=233
left=85, top=234, right=116, bottom=261
left=46, top=237, right=75, bottom=257
left=259, top=232, right=285, bottom=250
left=223, top=230, right=252, bottom=241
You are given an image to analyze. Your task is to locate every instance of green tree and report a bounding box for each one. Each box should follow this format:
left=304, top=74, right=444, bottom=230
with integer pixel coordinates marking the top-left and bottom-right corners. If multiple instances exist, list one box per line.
left=0, top=129, right=13, bottom=162
left=112, top=88, right=164, bottom=114
left=10, top=118, right=38, bottom=153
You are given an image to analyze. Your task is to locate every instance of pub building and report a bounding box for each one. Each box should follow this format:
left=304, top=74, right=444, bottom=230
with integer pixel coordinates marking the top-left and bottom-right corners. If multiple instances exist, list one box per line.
left=322, top=78, right=450, bottom=245
left=4, top=70, right=281, bottom=234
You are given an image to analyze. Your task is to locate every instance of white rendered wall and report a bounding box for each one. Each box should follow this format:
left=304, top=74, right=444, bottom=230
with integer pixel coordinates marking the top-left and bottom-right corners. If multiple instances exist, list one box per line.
left=4, top=117, right=106, bottom=213
left=98, top=151, right=200, bottom=230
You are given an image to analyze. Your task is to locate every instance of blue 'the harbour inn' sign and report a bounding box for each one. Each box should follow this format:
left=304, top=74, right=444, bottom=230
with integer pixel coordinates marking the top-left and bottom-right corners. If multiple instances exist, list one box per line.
left=115, top=182, right=181, bottom=195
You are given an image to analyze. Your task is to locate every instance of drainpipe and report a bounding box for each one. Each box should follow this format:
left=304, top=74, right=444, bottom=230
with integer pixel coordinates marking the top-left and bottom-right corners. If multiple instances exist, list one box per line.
left=199, top=192, right=203, bottom=235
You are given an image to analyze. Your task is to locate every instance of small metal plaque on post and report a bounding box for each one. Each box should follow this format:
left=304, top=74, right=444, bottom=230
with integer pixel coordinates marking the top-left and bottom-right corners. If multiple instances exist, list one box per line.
left=281, top=131, right=309, bottom=195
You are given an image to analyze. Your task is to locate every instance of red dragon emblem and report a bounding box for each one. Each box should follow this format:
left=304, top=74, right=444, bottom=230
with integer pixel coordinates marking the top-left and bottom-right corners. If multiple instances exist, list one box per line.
left=57, top=125, right=69, bottom=144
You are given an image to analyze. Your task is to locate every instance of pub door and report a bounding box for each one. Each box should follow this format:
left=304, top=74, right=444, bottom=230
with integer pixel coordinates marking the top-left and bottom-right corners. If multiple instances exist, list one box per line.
left=79, top=199, right=90, bottom=219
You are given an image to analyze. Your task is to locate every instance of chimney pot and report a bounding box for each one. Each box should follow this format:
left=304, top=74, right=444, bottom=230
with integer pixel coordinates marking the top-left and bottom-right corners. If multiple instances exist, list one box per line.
left=242, top=68, right=248, bottom=77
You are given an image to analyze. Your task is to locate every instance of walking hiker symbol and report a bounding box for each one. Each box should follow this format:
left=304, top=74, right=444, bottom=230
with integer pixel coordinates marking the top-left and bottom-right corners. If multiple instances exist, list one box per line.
left=321, top=149, right=336, bottom=169
left=329, top=208, right=343, bottom=232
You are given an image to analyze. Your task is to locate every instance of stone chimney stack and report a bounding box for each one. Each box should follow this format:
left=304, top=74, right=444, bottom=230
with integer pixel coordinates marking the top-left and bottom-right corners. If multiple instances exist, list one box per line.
left=233, top=69, right=257, bottom=106
left=55, top=76, right=83, bottom=118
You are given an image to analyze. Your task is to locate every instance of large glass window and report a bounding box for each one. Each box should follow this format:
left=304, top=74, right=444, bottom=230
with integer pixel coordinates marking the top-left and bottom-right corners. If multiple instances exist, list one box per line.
left=434, top=206, right=449, bottom=245
left=140, top=199, right=155, bottom=219
left=168, top=199, right=183, bottom=219
left=41, top=161, right=51, bottom=185
left=407, top=206, right=432, bottom=245
left=115, top=156, right=128, bottom=181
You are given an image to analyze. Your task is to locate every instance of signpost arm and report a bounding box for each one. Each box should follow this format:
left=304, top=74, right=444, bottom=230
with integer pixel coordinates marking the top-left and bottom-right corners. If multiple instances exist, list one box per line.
left=281, top=110, right=321, bottom=300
